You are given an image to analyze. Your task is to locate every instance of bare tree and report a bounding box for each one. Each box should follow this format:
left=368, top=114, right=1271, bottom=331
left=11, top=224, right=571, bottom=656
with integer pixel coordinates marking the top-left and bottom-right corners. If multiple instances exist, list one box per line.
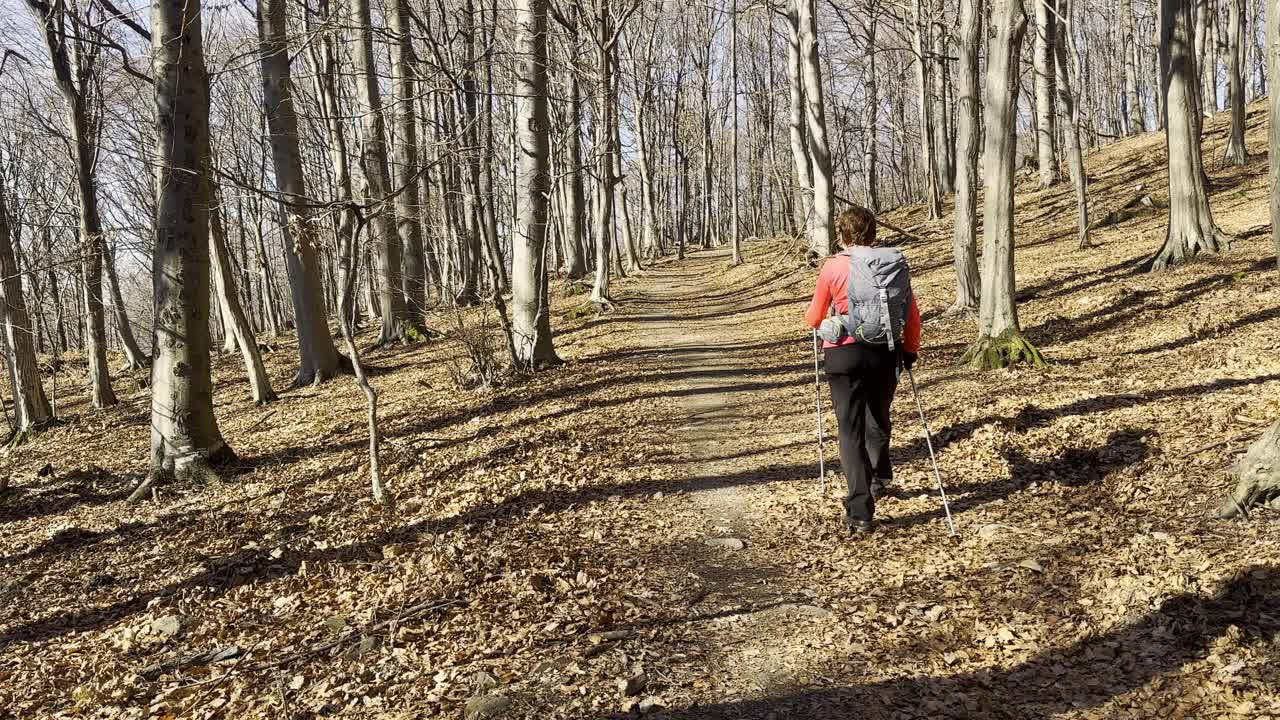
left=0, top=172, right=52, bottom=440
left=27, top=0, right=119, bottom=406
left=963, top=0, right=1045, bottom=369
left=258, top=0, right=343, bottom=384
left=1054, top=0, right=1090, bottom=248
left=1221, top=0, right=1248, bottom=165
left=950, top=0, right=982, bottom=315
left=148, top=0, right=234, bottom=481
left=511, top=0, right=561, bottom=368
left=797, top=0, right=834, bottom=256
left=1150, top=0, right=1229, bottom=270
left=350, top=0, right=407, bottom=342
left=1034, top=0, right=1060, bottom=187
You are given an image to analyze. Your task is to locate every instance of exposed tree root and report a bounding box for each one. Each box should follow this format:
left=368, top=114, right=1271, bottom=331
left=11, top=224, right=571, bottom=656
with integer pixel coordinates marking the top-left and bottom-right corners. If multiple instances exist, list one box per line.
left=941, top=302, right=978, bottom=320
left=1216, top=420, right=1280, bottom=519
left=129, top=444, right=239, bottom=504
left=961, top=330, right=1047, bottom=370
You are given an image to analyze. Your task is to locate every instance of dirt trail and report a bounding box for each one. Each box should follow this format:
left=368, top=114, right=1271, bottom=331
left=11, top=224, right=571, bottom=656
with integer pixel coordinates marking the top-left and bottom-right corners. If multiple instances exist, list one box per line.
left=612, top=249, right=849, bottom=707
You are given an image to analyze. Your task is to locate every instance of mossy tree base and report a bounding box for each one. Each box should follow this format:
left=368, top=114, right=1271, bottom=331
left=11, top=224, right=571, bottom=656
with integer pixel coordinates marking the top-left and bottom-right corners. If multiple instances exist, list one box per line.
left=961, top=330, right=1048, bottom=370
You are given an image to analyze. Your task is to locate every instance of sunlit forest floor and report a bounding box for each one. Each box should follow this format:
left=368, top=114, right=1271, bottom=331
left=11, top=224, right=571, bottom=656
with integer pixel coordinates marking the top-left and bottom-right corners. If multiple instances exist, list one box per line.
left=3, top=103, right=1280, bottom=719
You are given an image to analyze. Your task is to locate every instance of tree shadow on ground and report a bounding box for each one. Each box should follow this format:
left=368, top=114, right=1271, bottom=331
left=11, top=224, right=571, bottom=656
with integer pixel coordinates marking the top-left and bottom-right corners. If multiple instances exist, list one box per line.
left=883, top=428, right=1150, bottom=531
left=0, top=465, right=139, bottom=524
left=589, top=564, right=1280, bottom=719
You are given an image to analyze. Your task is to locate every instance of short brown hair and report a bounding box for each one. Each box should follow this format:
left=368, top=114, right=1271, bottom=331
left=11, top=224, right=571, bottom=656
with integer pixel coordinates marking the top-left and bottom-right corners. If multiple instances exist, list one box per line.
left=836, top=206, right=877, bottom=247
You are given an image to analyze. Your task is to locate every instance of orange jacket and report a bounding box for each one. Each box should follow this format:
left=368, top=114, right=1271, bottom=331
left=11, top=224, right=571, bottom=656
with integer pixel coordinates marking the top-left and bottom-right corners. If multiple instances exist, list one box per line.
left=805, top=254, right=922, bottom=352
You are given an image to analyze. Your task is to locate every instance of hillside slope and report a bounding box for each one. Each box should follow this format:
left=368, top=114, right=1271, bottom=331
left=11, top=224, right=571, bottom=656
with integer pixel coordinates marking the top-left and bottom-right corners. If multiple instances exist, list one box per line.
left=1, top=104, right=1279, bottom=718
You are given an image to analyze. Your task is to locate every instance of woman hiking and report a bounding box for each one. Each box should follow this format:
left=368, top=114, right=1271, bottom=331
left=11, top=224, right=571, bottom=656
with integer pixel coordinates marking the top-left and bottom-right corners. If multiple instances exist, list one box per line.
left=805, top=206, right=922, bottom=535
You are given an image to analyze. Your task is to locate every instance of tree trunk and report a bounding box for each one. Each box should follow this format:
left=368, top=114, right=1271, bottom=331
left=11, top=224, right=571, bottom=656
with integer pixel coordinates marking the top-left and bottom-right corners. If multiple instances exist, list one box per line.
left=390, top=0, right=427, bottom=324
left=863, top=12, right=880, bottom=212
left=1151, top=0, right=1229, bottom=270
left=0, top=175, right=51, bottom=437
left=1034, top=0, right=1060, bottom=187
left=950, top=0, right=982, bottom=315
left=797, top=0, right=835, bottom=257
left=730, top=0, right=743, bottom=265
left=785, top=9, right=812, bottom=236
left=1196, top=0, right=1216, bottom=116
left=350, top=0, right=406, bottom=342
left=149, top=0, right=234, bottom=478
left=913, top=0, right=944, bottom=219
left=931, top=19, right=955, bottom=193
left=511, top=0, right=560, bottom=368
left=590, top=4, right=617, bottom=308
left=103, top=239, right=149, bottom=369
left=1054, top=0, right=1090, bottom=247
left=1123, top=0, right=1146, bottom=134
left=259, top=0, right=342, bottom=384
left=1221, top=0, right=1248, bottom=165
left=28, top=0, right=117, bottom=407
left=962, top=0, right=1045, bottom=369
left=1270, top=0, right=1280, bottom=269
left=210, top=186, right=277, bottom=404
left=561, top=40, right=588, bottom=279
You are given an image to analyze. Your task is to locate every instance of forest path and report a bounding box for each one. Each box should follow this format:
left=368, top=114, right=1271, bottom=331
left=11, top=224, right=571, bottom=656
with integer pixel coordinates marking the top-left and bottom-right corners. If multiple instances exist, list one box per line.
left=611, top=247, right=854, bottom=707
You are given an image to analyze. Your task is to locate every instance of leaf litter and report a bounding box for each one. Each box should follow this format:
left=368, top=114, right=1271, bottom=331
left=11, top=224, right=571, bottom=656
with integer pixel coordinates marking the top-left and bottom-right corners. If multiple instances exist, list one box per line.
left=0, top=105, right=1279, bottom=718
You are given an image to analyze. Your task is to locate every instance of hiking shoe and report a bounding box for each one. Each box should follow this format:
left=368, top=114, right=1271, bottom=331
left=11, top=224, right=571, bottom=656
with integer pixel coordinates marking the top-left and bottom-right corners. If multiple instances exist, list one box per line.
left=871, top=477, right=893, bottom=498
left=848, top=520, right=874, bottom=536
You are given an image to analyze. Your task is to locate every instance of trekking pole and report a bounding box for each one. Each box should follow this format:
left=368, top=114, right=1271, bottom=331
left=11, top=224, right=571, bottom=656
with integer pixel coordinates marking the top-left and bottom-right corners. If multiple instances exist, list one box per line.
left=812, top=330, right=826, bottom=495
left=905, top=367, right=957, bottom=537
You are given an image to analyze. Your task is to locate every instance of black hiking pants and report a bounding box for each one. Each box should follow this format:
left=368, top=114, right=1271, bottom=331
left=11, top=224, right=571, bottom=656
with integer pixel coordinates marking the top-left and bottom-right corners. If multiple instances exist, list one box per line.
left=823, top=343, right=897, bottom=525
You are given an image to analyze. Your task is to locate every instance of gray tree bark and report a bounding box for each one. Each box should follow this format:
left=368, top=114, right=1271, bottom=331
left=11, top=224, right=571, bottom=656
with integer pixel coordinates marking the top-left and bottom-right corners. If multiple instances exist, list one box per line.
left=1151, top=0, right=1230, bottom=270
left=28, top=0, right=117, bottom=407
left=785, top=9, right=812, bottom=236
left=912, top=0, right=944, bottom=219
left=350, top=0, right=406, bottom=342
left=797, top=0, right=835, bottom=257
left=1124, top=0, right=1146, bottom=133
left=103, top=240, right=149, bottom=369
left=210, top=186, right=276, bottom=404
left=511, top=0, right=560, bottom=369
left=1034, top=0, right=1060, bottom=187
left=0, top=174, right=52, bottom=438
left=390, top=0, right=427, bottom=324
left=149, top=0, right=234, bottom=478
left=1216, top=420, right=1280, bottom=517
left=950, top=0, right=982, bottom=315
left=1054, top=0, right=1090, bottom=248
left=1221, top=0, right=1248, bottom=165
left=258, top=0, right=342, bottom=385
left=963, top=0, right=1045, bottom=369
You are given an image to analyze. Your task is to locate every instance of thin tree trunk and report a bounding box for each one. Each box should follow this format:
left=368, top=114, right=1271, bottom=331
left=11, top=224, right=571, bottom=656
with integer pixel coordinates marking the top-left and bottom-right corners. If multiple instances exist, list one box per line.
left=0, top=175, right=51, bottom=438
left=1221, top=0, right=1248, bottom=165
left=1268, top=0, right=1279, bottom=268
left=797, top=0, right=835, bottom=257
left=350, top=0, right=406, bottom=342
left=950, top=0, right=982, bottom=315
left=259, top=0, right=342, bottom=384
left=1034, top=0, right=1060, bottom=187
left=102, top=239, right=149, bottom=369
left=785, top=9, right=812, bottom=236
left=913, top=0, right=944, bottom=218
left=390, top=0, right=427, bottom=324
left=1124, top=0, right=1146, bottom=133
left=210, top=185, right=276, bottom=404
left=1055, top=0, right=1090, bottom=248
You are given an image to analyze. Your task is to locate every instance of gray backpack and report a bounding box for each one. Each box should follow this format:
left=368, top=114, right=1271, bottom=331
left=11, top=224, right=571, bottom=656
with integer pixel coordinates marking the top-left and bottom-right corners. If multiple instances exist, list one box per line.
left=818, top=247, right=913, bottom=350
